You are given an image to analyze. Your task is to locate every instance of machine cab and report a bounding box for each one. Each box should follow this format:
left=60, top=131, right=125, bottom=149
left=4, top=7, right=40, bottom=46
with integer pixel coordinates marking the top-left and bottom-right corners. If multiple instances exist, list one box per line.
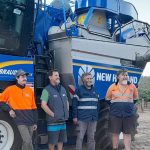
left=0, top=0, right=34, bottom=56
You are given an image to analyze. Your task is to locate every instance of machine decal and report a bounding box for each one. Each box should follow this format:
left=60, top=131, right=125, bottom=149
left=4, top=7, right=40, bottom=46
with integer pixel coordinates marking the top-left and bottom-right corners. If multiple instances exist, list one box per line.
left=0, top=54, right=34, bottom=82
left=0, top=61, right=33, bottom=68
left=78, top=65, right=95, bottom=85
left=73, top=59, right=142, bottom=99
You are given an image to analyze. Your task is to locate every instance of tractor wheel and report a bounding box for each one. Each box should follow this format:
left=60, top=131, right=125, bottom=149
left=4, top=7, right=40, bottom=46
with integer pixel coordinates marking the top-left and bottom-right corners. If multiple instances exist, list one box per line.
left=0, top=111, right=22, bottom=150
left=95, top=101, right=112, bottom=150
left=95, top=102, right=139, bottom=150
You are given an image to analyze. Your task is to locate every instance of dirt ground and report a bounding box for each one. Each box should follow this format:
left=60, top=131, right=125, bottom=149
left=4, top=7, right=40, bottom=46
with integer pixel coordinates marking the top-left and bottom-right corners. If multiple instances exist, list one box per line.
left=131, top=109, right=150, bottom=150
left=64, top=108, right=150, bottom=150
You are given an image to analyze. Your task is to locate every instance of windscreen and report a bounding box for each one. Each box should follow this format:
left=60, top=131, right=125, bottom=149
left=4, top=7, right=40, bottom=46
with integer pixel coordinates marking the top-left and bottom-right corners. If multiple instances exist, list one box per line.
left=0, top=0, right=34, bottom=56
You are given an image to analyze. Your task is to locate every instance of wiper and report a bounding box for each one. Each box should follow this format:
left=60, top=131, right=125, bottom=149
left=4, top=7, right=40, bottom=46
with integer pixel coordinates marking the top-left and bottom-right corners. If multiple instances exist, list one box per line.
left=0, top=47, right=10, bottom=51
left=14, top=3, right=26, bottom=11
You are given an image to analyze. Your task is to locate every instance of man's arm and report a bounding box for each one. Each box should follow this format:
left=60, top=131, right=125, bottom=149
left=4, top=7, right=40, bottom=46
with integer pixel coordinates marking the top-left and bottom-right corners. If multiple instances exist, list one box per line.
left=72, top=89, right=79, bottom=124
left=40, top=89, right=54, bottom=117
left=0, top=102, right=11, bottom=112
left=41, top=101, right=54, bottom=117
left=105, top=85, right=114, bottom=105
left=0, top=87, right=16, bottom=118
left=133, top=84, right=139, bottom=100
left=30, top=89, right=38, bottom=126
left=133, top=84, right=139, bottom=109
left=0, top=88, right=11, bottom=111
left=105, top=85, right=113, bottom=101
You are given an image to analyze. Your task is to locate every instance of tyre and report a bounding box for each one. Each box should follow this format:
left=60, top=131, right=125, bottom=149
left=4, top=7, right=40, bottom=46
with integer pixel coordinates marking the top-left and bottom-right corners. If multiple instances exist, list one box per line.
left=0, top=111, right=22, bottom=150
left=95, top=102, right=139, bottom=150
left=95, top=101, right=112, bottom=150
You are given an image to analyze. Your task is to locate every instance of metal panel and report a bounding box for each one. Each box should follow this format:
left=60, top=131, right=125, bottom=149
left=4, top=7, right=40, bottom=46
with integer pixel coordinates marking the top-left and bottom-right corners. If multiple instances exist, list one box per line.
left=72, top=38, right=149, bottom=61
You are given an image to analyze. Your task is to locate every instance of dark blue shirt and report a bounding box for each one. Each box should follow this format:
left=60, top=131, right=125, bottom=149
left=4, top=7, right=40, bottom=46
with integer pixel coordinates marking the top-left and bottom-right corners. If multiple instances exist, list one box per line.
left=110, top=102, right=135, bottom=117
left=72, top=85, right=99, bottom=122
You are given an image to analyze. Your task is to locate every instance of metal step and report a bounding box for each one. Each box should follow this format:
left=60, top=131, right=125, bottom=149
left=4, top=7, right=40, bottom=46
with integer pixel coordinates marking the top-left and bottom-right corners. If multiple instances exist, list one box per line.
left=34, top=55, right=53, bottom=70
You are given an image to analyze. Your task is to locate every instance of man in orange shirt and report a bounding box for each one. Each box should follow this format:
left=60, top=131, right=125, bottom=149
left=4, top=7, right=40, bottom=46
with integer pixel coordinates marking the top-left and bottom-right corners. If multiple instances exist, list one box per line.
left=106, top=69, right=138, bottom=150
left=0, top=69, right=37, bottom=150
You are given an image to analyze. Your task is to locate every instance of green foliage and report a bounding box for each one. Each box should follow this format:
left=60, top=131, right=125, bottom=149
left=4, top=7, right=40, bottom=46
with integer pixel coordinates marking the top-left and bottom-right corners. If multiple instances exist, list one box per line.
left=138, top=76, right=150, bottom=102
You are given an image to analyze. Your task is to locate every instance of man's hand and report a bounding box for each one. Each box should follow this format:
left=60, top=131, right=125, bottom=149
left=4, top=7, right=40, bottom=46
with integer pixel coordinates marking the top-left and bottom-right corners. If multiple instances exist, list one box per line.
left=9, top=110, right=16, bottom=118
left=73, top=118, right=78, bottom=124
left=33, top=124, right=37, bottom=131
left=134, top=103, right=138, bottom=110
left=50, top=112, right=54, bottom=117
left=41, top=101, right=54, bottom=118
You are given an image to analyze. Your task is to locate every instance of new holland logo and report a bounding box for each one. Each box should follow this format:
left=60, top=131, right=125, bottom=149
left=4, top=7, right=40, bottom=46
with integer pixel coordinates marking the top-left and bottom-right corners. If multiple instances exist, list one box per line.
left=78, top=65, right=95, bottom=85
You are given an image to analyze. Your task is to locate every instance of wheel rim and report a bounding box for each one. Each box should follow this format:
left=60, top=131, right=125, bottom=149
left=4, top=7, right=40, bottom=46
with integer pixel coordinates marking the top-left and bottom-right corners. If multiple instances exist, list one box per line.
left=0, top=120, right=14, bottom=150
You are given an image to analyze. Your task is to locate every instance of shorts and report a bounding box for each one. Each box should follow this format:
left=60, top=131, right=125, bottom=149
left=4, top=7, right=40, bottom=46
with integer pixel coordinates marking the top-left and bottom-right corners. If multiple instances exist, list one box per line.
left=48, top=129, right=67, bottom=144
left=109, top=115, right=135, bottom=134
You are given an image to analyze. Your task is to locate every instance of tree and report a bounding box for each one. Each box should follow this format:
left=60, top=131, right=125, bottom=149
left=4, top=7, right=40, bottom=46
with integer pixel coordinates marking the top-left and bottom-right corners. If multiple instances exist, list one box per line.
left=138, top=76, right=150, bottom=102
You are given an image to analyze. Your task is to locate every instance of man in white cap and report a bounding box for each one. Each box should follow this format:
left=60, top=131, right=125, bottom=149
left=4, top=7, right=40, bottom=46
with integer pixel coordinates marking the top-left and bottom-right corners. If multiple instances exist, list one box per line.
left=0, top=69, right=37, bottom=150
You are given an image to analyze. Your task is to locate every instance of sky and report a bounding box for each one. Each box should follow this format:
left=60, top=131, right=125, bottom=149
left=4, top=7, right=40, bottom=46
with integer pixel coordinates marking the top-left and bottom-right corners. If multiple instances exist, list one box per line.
left=126, top=0, right=150, bottom=76
left=46, top=0, right=150, bottom=76
left=125, top=0, right=150, bottom=24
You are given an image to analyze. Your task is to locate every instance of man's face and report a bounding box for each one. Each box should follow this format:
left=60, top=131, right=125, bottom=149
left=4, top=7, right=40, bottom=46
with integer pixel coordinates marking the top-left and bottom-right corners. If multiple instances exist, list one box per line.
left=83, top=74, right=93, bottom=87
left=49, top=71, right=60, bottom=85
left=118, top=72, right=128, bottom=84
left=16, top=75, right=27, bottom=85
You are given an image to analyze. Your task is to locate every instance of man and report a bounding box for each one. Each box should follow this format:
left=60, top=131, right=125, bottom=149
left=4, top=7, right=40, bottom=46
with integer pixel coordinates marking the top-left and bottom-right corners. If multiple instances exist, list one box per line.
left=106, top=69, right=138, bottom=150
left=0, top=69, right=37, bottom=150
left=72, top=73, right=99, bottom=150
left=40, top=69, right=69, bottom=150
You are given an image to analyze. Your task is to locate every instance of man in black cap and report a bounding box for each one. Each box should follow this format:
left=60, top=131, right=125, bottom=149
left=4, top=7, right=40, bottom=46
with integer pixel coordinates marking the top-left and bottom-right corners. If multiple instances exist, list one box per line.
left=0, top=69, right=37, bottom=150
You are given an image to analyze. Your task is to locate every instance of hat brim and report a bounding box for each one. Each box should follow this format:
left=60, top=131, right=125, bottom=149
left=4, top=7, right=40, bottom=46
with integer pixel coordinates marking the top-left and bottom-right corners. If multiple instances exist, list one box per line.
left=16, top=72, right=29, bottom=77
left=24, top=73, right=29, bottom=76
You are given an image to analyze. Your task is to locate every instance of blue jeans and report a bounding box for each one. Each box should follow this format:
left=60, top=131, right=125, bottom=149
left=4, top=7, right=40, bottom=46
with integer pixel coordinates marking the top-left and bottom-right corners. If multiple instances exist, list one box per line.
left=76, top=121, right=97, bottom=150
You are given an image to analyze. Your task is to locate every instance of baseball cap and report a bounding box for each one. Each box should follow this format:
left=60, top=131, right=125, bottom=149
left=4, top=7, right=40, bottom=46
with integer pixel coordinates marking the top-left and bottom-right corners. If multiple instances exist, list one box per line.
left=15, top=69, right=29, bottom=77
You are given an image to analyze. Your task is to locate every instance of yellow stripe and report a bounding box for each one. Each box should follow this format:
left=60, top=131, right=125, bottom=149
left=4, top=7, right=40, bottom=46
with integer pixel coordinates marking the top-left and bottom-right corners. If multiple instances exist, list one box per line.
left=0, top=61, right=33, bottom=69
left=73, top=63, right=142, bottom=75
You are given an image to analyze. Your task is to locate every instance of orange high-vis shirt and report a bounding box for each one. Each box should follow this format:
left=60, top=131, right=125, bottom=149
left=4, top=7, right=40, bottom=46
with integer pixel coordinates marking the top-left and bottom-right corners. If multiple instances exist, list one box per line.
left=106, top=83, right=138, bottom=102
left=0, top=85, right=36, bottom=110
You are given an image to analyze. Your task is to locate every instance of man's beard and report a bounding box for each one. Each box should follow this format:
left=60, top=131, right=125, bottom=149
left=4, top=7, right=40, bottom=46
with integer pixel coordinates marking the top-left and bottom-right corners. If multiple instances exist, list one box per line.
left=86, top=82, right=93, bottom=87
left=121, top=80, right=127, bottom=85
left=56, top=79, right=60, bottom=85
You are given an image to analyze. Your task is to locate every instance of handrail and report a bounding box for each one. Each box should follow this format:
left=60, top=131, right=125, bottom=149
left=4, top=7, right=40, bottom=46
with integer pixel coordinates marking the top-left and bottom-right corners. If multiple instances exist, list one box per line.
left=113, top=20, right=150, bottom=36
left=113, top=20, right=150, bottom=41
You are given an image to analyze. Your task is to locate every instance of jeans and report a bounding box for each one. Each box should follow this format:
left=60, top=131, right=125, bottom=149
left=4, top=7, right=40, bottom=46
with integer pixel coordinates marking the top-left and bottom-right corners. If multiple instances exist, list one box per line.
left=76, top=121, right=97, bottom=150
left=17, top=125, right=34, bottom=150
